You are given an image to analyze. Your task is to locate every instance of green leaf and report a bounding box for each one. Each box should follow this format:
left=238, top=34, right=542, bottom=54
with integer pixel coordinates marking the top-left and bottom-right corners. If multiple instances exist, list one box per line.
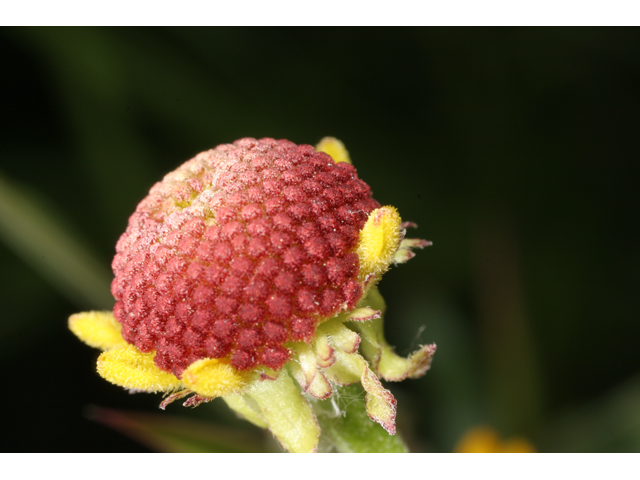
left=540, top=375, right=640, bottom=452
left=86, top=406, right=269, bottom=453
left=0, top=172, right=112, bottom=309
left=313, top=384, right=409, bottom=453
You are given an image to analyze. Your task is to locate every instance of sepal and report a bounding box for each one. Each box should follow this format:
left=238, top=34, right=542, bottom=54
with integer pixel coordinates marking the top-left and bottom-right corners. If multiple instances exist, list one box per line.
left=347, top=307, right=382, bottom=322
left=321, top=343, right=397, bottom=434
left=314, top=335, right=335, bottom=369
left=350, top=287, right=437, bottom=381
left=289, top=343, right=333, bottom=399
left=394, top=238, right=432, bottom=265
left=316, top=320, right=397, bottom=434
left=314, top=384, right=409, bottom=453
left=318, top=319, right=361, bottom=354
left=159, top=390, right=192, bottom=410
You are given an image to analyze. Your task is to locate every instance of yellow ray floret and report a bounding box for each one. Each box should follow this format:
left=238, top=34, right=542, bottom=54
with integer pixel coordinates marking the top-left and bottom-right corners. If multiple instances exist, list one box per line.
left=356, top=206, right=403, bottom=280
left=454, top=426, right=536, bottom=453
left=182, top=358, right=254, bottom=398
left=68, top=311, right=128, bottom=351
left=97, top=345, right=183, bottom=393
left=316, top=137, right=352, bottom=164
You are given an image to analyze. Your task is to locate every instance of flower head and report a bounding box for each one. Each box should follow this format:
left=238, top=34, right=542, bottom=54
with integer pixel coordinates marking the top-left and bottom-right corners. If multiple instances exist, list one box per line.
left=454, top=426, right=536, bottom=453
left=70, top=137, right=435, bottom=452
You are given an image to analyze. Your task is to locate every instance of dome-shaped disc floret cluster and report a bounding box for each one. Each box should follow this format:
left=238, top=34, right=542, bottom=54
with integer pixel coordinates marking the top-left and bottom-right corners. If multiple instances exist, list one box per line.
left=110, top=138, right=380, bottom=376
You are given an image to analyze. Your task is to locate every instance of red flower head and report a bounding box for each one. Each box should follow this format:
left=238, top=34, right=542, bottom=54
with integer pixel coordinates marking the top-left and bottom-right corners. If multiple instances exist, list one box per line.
left=111, top=138, right=379, bottom=376
left=70, top=137, right=435, bottom=453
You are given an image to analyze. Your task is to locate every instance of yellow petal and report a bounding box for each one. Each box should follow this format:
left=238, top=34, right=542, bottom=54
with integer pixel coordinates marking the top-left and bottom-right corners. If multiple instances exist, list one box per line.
left=97, top=345, right=182, bottom=393
left=356, top=206, right=403, bottom=280
left=68, top=311, right=128, bottom=351
left=454, top=426, right=501, bottom=453
left=454, top=426, right=536, bottom=453
left=182, top=358, right=253, bottom=398
left=502, top=437, right=536, bottom=453
left=316, top=137, right=352, bottom=164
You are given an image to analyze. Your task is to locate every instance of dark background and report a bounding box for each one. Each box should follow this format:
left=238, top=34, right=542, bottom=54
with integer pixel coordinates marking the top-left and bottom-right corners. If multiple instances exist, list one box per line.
left=1, top=27, right=639, bottom=452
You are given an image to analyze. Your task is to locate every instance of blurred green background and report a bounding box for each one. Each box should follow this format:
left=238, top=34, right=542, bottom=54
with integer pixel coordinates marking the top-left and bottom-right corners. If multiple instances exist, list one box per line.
left=1, top=27, right=639, bottom=452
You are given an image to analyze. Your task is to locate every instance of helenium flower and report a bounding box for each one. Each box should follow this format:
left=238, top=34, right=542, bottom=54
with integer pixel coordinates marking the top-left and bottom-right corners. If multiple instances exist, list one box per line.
left=69, top=137, right=435, bottom=452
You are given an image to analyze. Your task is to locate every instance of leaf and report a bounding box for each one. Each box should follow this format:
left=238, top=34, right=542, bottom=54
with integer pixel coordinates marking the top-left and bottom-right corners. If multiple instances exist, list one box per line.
left=85, top=406, right=269, bottom=453
left=313, top=384, right=409, bottom=453
left=540, top=375, right=640, bottom=452
left=0, top=172, right=112, bottom=308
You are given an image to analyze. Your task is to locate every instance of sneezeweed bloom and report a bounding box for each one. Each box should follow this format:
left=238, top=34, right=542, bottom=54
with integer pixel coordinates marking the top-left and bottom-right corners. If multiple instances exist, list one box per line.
left=69, top=137, right=435, bottom=453
left=454, top=426, right=536, bottom=453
